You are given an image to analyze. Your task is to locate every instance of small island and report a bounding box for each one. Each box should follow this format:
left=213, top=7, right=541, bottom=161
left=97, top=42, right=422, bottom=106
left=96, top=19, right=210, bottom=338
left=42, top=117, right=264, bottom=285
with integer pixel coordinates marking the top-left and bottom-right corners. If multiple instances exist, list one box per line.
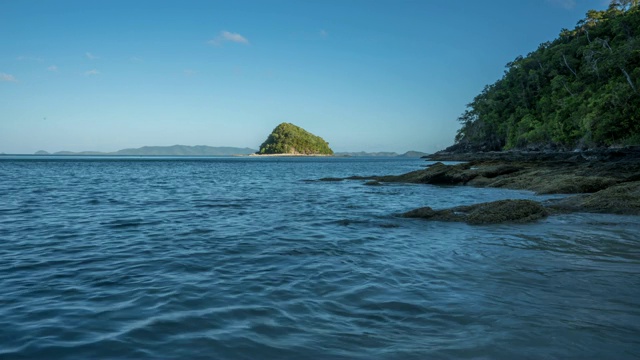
left=257, top=123, right=333, bottom=155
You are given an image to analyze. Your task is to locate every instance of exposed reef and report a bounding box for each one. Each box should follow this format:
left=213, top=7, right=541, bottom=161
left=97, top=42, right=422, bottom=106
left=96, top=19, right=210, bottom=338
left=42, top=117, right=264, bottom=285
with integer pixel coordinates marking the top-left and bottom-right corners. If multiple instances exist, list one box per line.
left=326, top=148, right=640, bottom=224
left=547, top=181, right=640, bottom=215
left=402, top=199, right=549, bottom=225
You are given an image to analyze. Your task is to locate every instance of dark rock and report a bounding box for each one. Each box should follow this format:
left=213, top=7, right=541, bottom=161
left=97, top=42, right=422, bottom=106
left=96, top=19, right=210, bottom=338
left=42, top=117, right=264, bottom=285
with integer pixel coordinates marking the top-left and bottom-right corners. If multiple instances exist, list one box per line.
left=376, top=162, right=478, bottom=185
left=478, top=164, right=521, bottom=178
left=549, top=181, right=640, bottom=215
left=534, top=176, right=619, bottom=194
left=364, top=181, right=383, bottom=186
left=321, top=148, right=640, bottom=217
left=402, top=199, right=549, bottom=224
left=426, top=147, right=640, bottom=163
left=464, top=199, right=549, bottom=224
left=402, top=207, right=439, bottom=219
left=346, top=176, right=374, bottom=180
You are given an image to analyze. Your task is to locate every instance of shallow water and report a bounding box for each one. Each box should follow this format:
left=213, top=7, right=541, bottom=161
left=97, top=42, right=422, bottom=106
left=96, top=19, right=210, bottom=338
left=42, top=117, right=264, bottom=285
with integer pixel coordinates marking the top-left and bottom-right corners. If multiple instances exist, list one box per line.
left=1, top=156, right=639, bottom=359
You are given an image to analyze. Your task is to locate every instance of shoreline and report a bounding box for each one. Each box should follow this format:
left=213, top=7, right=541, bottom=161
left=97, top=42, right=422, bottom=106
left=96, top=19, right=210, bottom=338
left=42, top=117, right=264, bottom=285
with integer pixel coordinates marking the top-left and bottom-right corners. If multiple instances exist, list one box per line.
left=326, top=149, right=640, bottom=223
left=423, top=146, right=640, bottom=163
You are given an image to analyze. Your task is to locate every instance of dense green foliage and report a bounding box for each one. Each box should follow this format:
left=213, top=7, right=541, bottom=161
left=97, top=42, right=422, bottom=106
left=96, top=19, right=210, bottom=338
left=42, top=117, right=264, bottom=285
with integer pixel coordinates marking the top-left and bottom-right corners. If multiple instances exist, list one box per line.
left=259, top=123, right=334, bottom=155
left=454, top=1, right=640, bottom=151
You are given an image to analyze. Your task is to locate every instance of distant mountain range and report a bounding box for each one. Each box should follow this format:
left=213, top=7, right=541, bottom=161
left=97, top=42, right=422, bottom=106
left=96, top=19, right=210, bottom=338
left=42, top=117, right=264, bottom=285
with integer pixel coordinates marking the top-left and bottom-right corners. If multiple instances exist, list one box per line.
left=29, top=146, right=428, bottom=157
left=35, top=145, right=257, bottom=156
left=334, top=151, right=429, bottom=158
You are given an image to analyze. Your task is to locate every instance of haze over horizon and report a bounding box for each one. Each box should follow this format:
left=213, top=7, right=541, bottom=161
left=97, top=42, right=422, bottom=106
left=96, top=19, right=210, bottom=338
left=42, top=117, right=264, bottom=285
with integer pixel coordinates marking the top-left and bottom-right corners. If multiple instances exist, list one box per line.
left=1, top=0, right=606, bottom=154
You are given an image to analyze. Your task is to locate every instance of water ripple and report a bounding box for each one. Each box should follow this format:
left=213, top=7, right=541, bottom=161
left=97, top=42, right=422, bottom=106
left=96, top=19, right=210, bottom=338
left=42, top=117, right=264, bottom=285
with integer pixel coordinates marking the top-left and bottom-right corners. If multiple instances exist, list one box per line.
left=0, top=157, right=639, bottom=359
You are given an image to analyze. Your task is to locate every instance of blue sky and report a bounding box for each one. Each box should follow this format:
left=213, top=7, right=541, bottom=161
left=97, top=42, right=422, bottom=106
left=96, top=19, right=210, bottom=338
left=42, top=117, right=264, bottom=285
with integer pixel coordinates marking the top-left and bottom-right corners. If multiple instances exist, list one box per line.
left=1, top=0, right=608, bottom=154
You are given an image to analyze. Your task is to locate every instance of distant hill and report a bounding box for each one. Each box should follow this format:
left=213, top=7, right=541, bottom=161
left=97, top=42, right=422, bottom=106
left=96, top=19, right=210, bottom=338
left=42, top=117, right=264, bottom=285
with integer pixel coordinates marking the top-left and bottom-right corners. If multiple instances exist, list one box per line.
left=111, top=145, right=256, bottom=156
left=398, top=151, right=430, bottom=158
left=54, top=151, right=108, bottom=155
left=334, top=151, right=429, bottom=157
left=334, top=151, right=399, bottom=157
left=258, top=123, right=333, bottom=155
left=40, top=145, right=257, bottom=156
left=32, top=145, right=426, bottom=157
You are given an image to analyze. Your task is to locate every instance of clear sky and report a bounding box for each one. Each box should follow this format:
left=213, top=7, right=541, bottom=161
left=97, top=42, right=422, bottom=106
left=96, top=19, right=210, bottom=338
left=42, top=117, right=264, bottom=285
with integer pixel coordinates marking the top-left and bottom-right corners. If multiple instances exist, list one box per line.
left=1, top=0, right=608, bottom=154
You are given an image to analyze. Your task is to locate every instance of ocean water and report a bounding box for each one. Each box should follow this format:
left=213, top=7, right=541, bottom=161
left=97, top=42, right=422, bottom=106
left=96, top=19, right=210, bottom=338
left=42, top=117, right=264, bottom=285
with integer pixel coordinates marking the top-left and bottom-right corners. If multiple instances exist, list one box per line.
left=0, top=156, right=639, bottom=359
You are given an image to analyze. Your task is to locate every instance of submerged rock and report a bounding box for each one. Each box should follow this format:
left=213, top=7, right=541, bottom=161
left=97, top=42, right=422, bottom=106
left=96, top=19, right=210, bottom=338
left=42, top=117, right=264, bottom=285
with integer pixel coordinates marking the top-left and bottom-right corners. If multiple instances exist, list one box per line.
left=402, top=199, right=549, bottom=225
left=364, top=180, right=383, bottom=186
left=318, top=177, right=345, bottom=182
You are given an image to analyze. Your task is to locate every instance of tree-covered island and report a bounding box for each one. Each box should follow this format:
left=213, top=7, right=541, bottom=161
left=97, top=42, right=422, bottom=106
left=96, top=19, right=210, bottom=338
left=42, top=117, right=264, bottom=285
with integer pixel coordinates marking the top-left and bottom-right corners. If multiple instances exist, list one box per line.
left=258, top=123, right=334, bottom=155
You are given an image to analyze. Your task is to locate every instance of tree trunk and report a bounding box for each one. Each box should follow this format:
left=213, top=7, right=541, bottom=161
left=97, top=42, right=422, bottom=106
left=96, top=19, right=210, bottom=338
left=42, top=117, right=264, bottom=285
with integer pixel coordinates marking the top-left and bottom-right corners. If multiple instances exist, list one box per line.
left=620, top=67, right=637, bottom=92
left=562, top=54, right=578, bottom=77
left=562, top=81, right=575, bottom=96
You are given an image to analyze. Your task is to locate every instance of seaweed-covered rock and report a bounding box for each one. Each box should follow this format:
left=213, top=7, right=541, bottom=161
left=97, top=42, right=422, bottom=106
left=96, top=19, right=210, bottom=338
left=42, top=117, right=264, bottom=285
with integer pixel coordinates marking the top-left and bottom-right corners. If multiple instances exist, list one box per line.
left=402, top=199, right=549, bottom=224
left=534, top=175, right=619, bottom=194
left=377, top=162, right=478, bottom=185
left=318, top=177, right=345, bottom=182
left=322, top=149, right=640, bottom=217
left=549, top=181, right=640, bottom=215
left=478, top=164, right=522, bottom=178
left=465, top=199, right=549, bottom=224
left=364, top=180, right=383, bottom=186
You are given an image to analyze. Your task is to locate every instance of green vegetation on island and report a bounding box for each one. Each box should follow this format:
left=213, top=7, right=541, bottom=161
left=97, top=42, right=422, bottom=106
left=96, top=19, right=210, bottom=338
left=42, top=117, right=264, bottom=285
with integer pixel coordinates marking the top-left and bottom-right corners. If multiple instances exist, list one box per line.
left=453, top=1, right=640, bottom=152
left=258, top=123, right=333, bottom=155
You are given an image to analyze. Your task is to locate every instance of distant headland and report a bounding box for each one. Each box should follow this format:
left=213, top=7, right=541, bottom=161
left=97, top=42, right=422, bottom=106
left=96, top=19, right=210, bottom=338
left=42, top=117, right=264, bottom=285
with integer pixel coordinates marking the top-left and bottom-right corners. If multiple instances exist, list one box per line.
left=34, top=145, right=257, bottom=156
left=334, top=151, right=429, bottom=157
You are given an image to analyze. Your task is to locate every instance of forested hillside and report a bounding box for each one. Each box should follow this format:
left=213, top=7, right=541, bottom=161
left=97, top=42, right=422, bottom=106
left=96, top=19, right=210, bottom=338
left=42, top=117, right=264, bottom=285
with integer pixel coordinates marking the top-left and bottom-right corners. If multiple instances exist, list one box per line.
left=452, top=1, right=640, bottom=152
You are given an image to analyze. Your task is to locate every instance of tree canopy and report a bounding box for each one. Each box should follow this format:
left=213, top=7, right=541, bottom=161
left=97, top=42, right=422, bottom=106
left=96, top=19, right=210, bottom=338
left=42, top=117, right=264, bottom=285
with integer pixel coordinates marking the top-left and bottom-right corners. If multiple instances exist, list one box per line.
left=258, top=123, right=334, bottom=155
left=452, top=1, right=640, bottom=152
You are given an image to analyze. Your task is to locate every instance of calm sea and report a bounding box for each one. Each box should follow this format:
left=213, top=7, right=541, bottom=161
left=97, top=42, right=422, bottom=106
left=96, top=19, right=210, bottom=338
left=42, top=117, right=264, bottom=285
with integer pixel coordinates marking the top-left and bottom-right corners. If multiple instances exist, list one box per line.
left=1, top=156, right=639, bottom=359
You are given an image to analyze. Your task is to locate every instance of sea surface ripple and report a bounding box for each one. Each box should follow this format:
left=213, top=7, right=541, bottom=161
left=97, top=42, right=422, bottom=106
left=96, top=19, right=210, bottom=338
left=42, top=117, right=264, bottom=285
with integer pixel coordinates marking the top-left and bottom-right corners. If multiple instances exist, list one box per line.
left=0, top=156, right=639, bottom=359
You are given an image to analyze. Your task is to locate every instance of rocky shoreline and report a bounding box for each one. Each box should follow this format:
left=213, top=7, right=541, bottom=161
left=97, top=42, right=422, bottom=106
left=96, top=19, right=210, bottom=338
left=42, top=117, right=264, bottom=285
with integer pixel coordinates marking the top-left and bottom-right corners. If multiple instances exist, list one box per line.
left=323, top=147, right=640, bottom=224
left=425, top=146, right=640, bottom=163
